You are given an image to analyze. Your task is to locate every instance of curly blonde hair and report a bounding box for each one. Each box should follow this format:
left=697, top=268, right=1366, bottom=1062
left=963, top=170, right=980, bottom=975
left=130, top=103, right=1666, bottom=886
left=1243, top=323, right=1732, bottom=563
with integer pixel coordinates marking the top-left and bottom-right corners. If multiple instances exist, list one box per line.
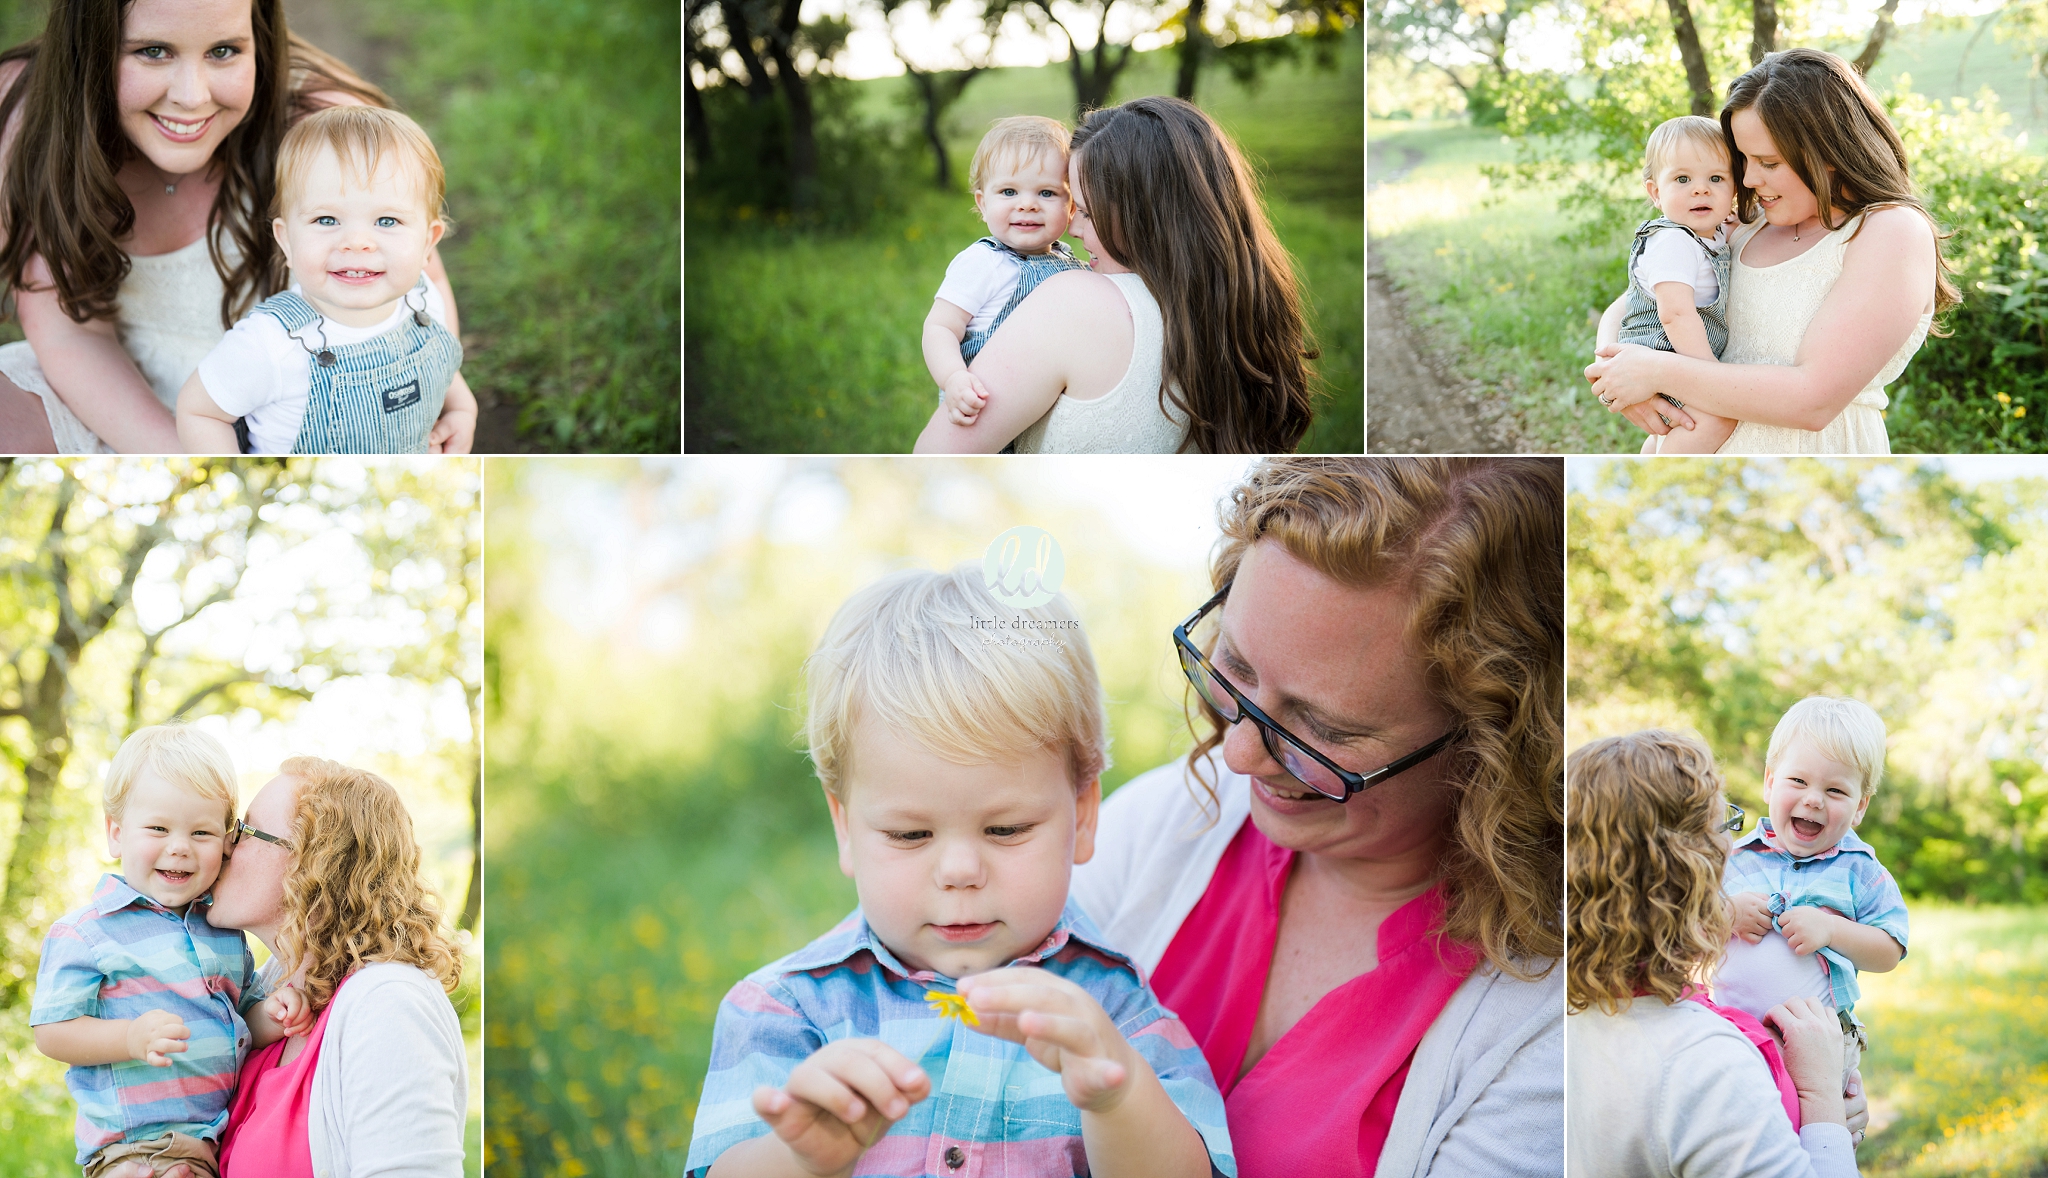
left=275, top=757, right=463, bottom=1013
left=1566, top=731, right=1732, bottom=1015
left=1192, top=458, right=1563, bottom=977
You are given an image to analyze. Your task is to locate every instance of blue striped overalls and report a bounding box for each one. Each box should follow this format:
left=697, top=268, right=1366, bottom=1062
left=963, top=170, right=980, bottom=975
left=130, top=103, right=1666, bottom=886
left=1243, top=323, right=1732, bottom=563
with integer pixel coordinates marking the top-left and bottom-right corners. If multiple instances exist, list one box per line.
left=253, top=280, right=463, bottom=454
left=959, top=237, right=1090, bottom=362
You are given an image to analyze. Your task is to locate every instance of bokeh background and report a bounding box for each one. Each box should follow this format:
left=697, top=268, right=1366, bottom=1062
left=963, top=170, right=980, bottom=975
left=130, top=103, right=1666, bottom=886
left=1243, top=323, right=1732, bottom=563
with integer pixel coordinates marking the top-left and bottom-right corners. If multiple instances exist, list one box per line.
left=0, top=458, right=482, bottom=1178
left=1368, top=0, right=2045, bottom=453
left=483, top=455, right=1257, bottom=1175
left=0, top=0, right=680, bottom=454
left=683, top=0, right=1361, bottom=453
left=1569, top=456, right=2048, bottom=1177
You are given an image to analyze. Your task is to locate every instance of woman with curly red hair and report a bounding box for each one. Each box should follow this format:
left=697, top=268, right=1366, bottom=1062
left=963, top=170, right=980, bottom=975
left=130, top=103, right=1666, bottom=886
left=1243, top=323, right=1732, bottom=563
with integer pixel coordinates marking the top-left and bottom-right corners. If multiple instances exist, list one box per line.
left=1073, top=458, right=1564, bottom=1176
left=1566, top=730, right=1859, bottom=1176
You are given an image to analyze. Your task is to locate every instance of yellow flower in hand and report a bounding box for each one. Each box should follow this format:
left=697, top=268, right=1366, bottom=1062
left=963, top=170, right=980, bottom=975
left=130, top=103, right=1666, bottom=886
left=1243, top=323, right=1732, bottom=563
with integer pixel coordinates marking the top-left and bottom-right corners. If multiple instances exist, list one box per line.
left=925, top=990, right=979, bottom=1027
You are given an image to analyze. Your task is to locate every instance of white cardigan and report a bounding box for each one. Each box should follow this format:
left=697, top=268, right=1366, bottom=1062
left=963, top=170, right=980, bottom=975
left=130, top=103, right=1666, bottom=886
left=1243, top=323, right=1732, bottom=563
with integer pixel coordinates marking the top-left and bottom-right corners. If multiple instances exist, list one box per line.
left=258, top=961, right=466, bottom=1178
left=1567, top=999, right=1857, bottom=1177
left=1070, top=756, right=1564, bottom=1178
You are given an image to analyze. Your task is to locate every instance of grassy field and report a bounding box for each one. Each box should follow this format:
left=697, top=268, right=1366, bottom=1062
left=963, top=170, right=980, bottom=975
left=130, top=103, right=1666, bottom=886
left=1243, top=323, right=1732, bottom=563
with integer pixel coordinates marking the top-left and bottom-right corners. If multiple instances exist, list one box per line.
left=358, top=0, right=680, bottom=452
left=686, top=35, right=1364, bottom=454
left=1368, top=20, right=2044, bottom=452
left=1858, top=905, right=2048, bottom=1177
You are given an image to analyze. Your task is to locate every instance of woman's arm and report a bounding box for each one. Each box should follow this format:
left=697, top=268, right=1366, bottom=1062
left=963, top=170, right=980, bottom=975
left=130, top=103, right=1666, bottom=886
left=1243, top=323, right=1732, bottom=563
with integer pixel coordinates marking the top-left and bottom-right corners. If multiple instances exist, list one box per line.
left=912, top=270, right=1131, bottom=454
left=1588, top=208, right=1936, bottom=431
left=325, top=967, right=466, bottom=1177
left=17, top=261, right=181, bottom=452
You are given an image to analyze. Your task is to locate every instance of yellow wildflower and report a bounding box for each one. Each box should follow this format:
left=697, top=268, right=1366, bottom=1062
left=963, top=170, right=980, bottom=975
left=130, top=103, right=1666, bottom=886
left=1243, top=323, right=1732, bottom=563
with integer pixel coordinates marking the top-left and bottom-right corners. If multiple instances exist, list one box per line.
left=926, top=990, right=979, bottom=1026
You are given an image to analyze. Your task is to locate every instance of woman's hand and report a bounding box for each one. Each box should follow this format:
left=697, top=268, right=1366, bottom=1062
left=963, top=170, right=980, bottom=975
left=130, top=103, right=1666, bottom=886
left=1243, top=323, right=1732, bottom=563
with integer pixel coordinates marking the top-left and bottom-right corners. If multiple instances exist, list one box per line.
left=1586, top=344, right=1698, bottom=434
left=749, top=1039, right=930, bottom=1177
left=1845, top=1067, right=1869, bottom=1146
left=959, top=967, right=1139, bottom=1113
left=1763, top=996, right=1847, bottom=1127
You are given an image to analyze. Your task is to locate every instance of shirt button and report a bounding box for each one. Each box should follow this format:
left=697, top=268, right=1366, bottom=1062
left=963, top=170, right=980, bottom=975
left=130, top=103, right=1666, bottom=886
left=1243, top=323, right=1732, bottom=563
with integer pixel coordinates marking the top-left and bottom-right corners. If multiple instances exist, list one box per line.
left=945, top=1145, right=966, bottom=1169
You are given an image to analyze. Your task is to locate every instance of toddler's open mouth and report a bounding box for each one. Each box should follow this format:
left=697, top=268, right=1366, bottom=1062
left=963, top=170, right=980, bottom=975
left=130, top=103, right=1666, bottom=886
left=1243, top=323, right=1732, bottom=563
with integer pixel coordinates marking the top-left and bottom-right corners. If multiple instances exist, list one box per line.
left=1787, top=815, right=1826, bottom=841
left=329, top=268, right=386, bottom=286
left=155, top=868, right=194, bottom=885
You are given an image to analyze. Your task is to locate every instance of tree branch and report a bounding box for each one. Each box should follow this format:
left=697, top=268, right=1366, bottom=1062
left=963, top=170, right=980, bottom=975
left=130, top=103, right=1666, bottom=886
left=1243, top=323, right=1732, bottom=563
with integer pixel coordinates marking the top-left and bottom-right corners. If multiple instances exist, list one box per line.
left=1852, top=0, right=1902, bottom=74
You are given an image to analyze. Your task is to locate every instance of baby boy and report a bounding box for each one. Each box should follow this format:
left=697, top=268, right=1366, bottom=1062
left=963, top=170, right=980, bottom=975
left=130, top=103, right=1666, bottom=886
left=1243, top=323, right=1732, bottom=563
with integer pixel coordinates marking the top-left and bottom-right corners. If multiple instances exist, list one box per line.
left=925, top=116, right=1090, bottom=430
left=685, top=567, right=1234, bottom=1178
left=178, top=104, right=475, bottom=456
left=31, top=725, right=308, bottom=1178
left=1718, top=696, right=1910, bottom=1089
left=1621, top=115, right=1738, bottom=455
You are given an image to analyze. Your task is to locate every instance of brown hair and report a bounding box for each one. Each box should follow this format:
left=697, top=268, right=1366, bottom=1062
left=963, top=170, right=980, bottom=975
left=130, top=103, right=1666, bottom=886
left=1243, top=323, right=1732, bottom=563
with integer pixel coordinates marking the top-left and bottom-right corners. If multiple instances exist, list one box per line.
left=1070, top=97, right=1316, bottom=454
left=274, top=756, right=462, bottom=1014
left=1565, top=731, right=1732, bottom=1015
left=0, top=1, right=392, bottom=330
left=277, top=104, right=446, bottom=219
left=1721, top=48, right=1959, bottom=319
left=1191, top=458, right=1564, bottom=977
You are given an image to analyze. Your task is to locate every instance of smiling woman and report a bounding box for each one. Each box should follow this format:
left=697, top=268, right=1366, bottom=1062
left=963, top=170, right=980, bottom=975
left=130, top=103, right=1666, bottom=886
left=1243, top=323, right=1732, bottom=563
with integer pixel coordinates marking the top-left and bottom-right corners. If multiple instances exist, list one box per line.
left=0, top=0, right=472, bottom=455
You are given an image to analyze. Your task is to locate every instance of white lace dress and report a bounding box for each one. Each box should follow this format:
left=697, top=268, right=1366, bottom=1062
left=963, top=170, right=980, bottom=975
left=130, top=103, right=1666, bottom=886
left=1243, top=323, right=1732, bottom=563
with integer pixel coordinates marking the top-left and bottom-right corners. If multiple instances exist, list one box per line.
left=1012, top=272, right=1189, bottom=453
left=1715, top=214, right=1933, bottom=455
left=0, top=235, right=235, bottom=453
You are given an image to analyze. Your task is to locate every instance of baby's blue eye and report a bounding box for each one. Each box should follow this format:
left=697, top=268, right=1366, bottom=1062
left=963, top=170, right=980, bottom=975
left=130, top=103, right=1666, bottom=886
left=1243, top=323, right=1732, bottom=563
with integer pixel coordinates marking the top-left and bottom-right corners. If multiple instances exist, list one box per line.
left=376, top=216, right=398, bottom=228
left=314, top=215, right=337, bottom=226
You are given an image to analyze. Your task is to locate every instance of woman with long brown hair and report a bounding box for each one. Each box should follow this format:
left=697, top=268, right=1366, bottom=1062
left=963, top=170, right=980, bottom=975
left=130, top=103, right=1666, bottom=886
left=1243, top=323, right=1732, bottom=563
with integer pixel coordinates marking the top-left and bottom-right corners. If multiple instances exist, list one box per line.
left=0, top=0, right=475, bottom=453
left=913, top=96, right=1317, bottom=454
left=1586, top=48, right=1950, bottom=454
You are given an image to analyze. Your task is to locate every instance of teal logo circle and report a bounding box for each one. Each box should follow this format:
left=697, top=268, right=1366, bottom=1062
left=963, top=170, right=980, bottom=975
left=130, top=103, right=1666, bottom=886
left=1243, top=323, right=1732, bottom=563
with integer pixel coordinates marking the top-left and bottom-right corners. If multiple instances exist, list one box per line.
left=982, top=526, right=1064, bottom=608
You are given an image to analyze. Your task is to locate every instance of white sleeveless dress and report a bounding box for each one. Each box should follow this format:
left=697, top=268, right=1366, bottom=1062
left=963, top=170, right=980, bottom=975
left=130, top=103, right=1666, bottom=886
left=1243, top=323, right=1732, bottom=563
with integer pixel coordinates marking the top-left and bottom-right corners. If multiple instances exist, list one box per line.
left=1716, top=214, right=1932, bottom=455
left=0, top=234, right=235, bottom=453
left=1012, top=272, right=1189, bottom=453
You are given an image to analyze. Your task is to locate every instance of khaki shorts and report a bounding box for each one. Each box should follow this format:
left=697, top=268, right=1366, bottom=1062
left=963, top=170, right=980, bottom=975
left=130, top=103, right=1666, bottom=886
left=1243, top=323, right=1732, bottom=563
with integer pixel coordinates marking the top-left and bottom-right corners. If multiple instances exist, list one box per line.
left=83, top=1132, right=220, bottom=1178
left=1841, top=1013, right=1869, bottom=1086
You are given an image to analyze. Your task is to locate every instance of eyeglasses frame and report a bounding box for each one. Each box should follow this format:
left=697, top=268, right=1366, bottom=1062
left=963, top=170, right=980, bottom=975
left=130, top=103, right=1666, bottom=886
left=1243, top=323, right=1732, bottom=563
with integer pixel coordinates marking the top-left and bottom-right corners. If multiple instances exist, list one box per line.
left=230, top=818, right=294, bottom=852
left=1171, top=583, right=1458, bottom=802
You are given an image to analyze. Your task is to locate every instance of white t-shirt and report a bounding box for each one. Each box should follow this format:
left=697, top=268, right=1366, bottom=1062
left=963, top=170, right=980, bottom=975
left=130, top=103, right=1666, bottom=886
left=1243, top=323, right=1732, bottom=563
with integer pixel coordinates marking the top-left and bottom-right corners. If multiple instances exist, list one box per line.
left=196, top=281, right=451, bottom=454
left=1633, top=223, right=1727, bottom=307
left=934, top=242, right=1022, bottom=334
left=1715, top=931, right=1837, bottom=1022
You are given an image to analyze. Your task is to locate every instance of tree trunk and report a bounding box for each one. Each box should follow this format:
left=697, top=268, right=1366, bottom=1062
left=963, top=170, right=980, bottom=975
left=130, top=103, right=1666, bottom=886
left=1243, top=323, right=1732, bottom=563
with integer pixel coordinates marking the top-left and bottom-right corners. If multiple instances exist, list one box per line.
left=909, top=72, right=952, bottom=189
left=1663, top=0, right=1717, bottom=115
left=685, top=65, right=713, bottom=165
left=460, top=683, right=481, bottom=932
left=1852, top=0, right=1902, bottom=75
left=720, top=0, right=776, bottom=102
left=1175, top=0, right=1206, bottom=101
left=1750, top=0, right=1777, bottom=65
left=763, top=0, right=817, bottom=210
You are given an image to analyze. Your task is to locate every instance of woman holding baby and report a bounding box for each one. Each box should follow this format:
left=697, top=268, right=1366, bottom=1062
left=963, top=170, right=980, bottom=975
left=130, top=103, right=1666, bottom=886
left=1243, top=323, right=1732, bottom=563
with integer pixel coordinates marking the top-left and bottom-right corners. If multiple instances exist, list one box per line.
left=115, top=757, right=468, bottom=1178
left=912, top=96, right=1319, bottom=455
left=1073, top=457, right=1564, bottom=1176
left=1587, top=48, right=1952, bottom=454
left=1566, top=731, right=1863, bottom=1177
left=0, top=0, right=475, bottom=454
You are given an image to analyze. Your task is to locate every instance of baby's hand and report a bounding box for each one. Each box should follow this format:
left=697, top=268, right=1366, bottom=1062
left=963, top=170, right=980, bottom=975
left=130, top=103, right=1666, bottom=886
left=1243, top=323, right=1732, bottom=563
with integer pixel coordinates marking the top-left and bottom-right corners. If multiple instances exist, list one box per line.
left=1777, top=905, right=1838, bottom=956
left=1730, top=891, right=1774, bottom=944
left=942, top=370, right=990, bottom=426
left=265, top=983, right=315, bottom=1037
left=752, top=1039, right=930, bottom=1176
left=126, top=1009, right=190, bottom=1067
left=960, top=967, right=1141, bottom=1114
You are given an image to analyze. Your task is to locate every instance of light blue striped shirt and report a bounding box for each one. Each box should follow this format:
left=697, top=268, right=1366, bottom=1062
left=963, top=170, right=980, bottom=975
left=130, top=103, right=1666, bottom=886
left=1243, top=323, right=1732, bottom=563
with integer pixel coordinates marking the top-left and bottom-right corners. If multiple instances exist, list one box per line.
left=1722, top=820, right=1909, bottom=1017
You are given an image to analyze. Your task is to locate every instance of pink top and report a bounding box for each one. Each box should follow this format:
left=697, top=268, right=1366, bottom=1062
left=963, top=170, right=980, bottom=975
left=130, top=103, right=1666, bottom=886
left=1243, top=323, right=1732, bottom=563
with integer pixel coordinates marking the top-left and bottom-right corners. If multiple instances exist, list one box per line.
left=1687, top=992, right=1802, bottom=1130
left=218, top=977, right=347, bottom=1178
left=1150, top=821, right=1477, bottom=1177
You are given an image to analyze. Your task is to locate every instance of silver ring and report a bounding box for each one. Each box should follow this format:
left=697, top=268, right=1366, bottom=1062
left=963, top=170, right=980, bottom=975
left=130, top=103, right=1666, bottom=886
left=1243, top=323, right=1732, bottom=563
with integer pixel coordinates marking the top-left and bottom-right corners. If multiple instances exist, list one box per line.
left=1599, top=395, right=1614, bottom=406
left=1657, top=412, right=1674, bottom=428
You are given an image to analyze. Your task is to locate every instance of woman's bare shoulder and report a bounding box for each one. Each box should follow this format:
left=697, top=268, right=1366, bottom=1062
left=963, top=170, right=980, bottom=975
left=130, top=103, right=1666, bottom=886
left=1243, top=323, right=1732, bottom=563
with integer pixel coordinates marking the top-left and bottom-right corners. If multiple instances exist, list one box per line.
left=1849, top=204, right=1936, bottom=250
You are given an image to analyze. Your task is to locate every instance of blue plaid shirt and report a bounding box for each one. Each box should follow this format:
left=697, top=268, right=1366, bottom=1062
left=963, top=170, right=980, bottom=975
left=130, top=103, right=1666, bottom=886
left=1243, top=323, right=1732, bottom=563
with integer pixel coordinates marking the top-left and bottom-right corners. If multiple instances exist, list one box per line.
left=30, top=874, right=258, bottom=1164
left=686, top=900, right=1235, bottom=1177
left=1723, top=820, right=1910, bottom=1016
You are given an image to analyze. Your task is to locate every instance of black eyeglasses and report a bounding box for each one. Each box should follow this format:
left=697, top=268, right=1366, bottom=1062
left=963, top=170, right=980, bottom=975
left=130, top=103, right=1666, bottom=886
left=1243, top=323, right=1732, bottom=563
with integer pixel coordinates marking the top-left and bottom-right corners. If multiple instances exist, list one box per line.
left=1720, top=801, right=1746, bottom=834
left=229, top=818, right=293, bottom=852
left=1172, top=583, right=1458, bottom=802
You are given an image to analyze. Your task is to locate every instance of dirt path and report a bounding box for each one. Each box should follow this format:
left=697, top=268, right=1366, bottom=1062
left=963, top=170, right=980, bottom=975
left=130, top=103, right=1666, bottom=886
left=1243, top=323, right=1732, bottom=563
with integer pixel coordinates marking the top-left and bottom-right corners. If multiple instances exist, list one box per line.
left=283, top=0, right=528, bottom=454
left=1364, top=135, right=1535, bottom=454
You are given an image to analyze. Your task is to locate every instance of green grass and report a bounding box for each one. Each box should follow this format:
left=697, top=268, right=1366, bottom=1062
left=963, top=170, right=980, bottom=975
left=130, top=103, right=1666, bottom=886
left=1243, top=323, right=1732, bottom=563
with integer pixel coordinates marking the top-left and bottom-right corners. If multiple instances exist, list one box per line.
left=1858, top=905, right=2048, bottom=1177
left=1368, top=120, right=1637, bottom=452
left=361, top=0, right=680, bottom=452
left=686, top=35, right=1363, bottom=454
